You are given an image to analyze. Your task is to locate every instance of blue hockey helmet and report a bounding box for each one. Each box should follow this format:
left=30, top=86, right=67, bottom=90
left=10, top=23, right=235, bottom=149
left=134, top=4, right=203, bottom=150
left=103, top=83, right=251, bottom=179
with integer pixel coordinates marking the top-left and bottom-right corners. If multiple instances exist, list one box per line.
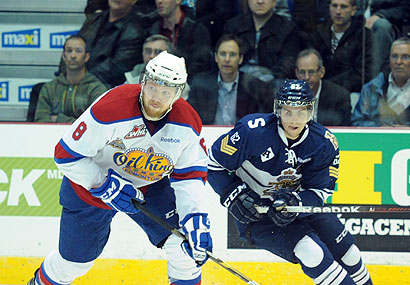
left=274, top=79, right=315, bottom=122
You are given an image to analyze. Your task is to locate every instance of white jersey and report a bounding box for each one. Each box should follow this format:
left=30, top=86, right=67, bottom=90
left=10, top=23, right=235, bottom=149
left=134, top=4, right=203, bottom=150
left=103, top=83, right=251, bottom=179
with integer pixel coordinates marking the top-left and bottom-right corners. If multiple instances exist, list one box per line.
left=54, top=84, right=209, bottom=220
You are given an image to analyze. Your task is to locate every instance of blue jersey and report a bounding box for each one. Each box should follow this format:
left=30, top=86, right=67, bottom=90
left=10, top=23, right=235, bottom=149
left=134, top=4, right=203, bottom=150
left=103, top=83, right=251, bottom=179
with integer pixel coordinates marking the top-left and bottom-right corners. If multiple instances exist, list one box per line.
left=208, top=113, right=340, bottom=206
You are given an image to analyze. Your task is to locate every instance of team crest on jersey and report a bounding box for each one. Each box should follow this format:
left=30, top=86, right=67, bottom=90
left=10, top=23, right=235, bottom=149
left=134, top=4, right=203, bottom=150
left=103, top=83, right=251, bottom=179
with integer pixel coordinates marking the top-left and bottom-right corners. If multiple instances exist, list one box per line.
left=124, top=124, right=147, bottom=139
left=108, top=138, right=126, bottom=150
left=285, top=148, right=297, bottom=166
left=113, top=146, right=174, bottom=181
left=325, top=130, right=339, bottom=150
left=263, top=168, right=302, bottom=197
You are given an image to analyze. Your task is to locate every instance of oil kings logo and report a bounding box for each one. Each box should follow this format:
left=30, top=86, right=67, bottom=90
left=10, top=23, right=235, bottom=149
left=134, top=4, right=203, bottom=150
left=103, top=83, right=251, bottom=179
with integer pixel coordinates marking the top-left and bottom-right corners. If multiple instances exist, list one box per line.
left=50, top=30, right=79, bottom=49
left=2, top=29, right=40, bottom=48
left=0, top=81, right=9, bottom=101
left=113, top=146, right=174, bottom=181
left=19, top=85, right=33, bottom=102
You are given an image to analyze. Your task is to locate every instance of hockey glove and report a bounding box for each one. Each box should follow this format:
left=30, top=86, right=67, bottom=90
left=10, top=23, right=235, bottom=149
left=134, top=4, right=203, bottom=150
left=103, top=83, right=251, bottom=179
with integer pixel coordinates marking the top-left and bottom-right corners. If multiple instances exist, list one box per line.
left=90, top=169, right=144, bottom=214
left=181, top=213, right=213, bottom=266
left=267, top=191, right=302, bottom=227
left=220, top=181, right=262, bottom=224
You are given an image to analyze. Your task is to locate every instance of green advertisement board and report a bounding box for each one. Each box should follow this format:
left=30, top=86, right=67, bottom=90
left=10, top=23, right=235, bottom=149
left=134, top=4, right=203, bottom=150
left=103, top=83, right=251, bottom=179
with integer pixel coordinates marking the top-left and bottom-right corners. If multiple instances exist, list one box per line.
left=0, top=130, right=409, bottom=216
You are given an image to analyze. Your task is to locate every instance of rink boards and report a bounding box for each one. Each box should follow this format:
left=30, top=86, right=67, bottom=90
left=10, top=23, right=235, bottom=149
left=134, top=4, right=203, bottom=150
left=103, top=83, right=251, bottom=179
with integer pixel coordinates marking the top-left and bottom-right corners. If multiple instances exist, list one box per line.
left=0, top=123, right=410, bottom=284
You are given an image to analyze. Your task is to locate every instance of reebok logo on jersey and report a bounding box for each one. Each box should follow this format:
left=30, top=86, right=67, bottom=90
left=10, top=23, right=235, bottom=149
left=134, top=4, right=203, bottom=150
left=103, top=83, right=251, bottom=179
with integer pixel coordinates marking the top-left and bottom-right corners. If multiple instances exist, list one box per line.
left=124, top=124, right=147, bottom=139
left=261, top=147, right=274, bottom=162
left=161, top=137, right=181, bottom=143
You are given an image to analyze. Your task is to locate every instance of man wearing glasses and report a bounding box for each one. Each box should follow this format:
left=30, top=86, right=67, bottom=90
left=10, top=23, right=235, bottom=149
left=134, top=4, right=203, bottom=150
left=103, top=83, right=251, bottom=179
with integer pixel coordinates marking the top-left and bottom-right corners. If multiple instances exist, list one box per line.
left=125, top=34, right=174, bottom=84
left=352, top=37, right=410, bottom=127
left=295, top=48, right=352, bottom=126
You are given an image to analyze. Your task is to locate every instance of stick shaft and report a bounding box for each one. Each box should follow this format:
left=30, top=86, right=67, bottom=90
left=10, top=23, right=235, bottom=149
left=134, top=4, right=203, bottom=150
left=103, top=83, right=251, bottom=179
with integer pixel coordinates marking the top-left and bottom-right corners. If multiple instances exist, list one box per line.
left=131, top=199, right=261, bottom=285
left=284, top=205, right=410, bottom=214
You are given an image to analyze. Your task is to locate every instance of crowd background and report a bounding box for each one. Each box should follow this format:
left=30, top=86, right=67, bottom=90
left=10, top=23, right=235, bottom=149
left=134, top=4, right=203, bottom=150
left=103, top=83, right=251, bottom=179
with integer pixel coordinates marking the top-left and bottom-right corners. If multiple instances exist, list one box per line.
left=5, top=0, right=410, bottom=127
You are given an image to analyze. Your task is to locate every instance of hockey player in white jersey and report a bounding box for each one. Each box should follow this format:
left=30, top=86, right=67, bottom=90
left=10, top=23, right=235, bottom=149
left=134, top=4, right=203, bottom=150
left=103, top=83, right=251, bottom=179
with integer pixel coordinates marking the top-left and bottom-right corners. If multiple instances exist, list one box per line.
left=208, top=79, right=373, bottom=284
left=28, top=51, right=212, bottom=285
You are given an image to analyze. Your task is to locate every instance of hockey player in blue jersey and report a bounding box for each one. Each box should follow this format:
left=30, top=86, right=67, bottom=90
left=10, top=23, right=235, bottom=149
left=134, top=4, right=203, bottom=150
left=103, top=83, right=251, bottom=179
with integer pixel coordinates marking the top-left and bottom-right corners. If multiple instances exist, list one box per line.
left=28, top=51, right=212, bottom=285
left=208, top=79, right=373, bottom=284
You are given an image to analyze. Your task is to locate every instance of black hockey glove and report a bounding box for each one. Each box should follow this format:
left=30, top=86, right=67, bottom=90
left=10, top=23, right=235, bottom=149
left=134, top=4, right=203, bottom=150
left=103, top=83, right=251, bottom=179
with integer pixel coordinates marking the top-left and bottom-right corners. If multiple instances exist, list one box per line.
left=220, top=181, right=262, bottom=224
left=267, top=191, right=302, bottom=227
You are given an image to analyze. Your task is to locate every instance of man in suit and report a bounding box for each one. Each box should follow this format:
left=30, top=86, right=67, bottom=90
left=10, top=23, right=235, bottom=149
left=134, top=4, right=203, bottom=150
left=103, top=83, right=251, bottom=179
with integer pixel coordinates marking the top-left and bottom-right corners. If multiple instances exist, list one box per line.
left=188, top=34, right=271, bottom=125
left=295, top=48, right=351, bottom=126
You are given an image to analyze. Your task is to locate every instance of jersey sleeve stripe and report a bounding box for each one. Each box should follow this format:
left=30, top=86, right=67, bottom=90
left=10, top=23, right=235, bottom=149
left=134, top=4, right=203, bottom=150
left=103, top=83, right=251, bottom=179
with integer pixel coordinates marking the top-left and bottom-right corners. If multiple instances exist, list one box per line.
left=170, top=176, right=206, bottom=184
left=171, top=170, right=207, bottom=183
left=173, top=166, right=207, bottom=173
left=54, top=139, right=85, bottom=164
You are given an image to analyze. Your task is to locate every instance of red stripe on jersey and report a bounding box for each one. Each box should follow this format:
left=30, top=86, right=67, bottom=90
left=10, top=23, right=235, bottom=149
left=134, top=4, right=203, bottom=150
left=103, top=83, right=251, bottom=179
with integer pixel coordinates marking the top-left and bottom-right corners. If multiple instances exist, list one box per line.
left=171, top=170, right=207, bottom=183
left=54, top=141, right=75, bottom=160
left=168, top=99, right=202, bottom=134
left=69, top=179, right=150, bottom=210
left=91, top=84, right=142, bottom=123
left=69, top=180, right=112, bottom=209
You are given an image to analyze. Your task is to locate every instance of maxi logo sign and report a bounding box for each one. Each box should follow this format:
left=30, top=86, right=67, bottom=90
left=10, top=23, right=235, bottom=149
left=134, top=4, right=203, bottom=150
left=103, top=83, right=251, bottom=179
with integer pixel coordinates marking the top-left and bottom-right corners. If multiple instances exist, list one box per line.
left=50, top=30, right=79, bottom=49
left=227, top=131, right=410, bottom=252
left=2, top=29, right=40, bottom=48
left=18, top=85, right=33, bottom=102
left=0, top=81, right=9, bottom=101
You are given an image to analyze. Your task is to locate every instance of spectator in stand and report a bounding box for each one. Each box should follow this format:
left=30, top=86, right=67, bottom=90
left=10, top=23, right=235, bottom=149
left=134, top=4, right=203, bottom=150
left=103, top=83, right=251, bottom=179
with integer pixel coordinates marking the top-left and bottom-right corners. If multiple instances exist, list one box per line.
left=356, top=0, right=410, bottom=74
left=274, top=0, right=322, bottom=36
left=150, top=0, right=213, bottom=83
left=352, top=37, right=410, bottom=127
left=310, top=0, right=375, bottom=93
left=181, top=0, right=237, bottom=46
left=125, top=34, right=192, bottom=99
left=84, top=0, right=109, bottom=15
left=223, top=0, right=302, bottom=80
left=188, top=34, right=271, bottom=125
left=125, top=34, right=173, bottom=84
left=74, top=0, right=145, bottom=88
left=295, top=48, right=351, bottom=126
left=35, top=36, right=107, bottom=123
left=134, top=0, right=161, bottom=30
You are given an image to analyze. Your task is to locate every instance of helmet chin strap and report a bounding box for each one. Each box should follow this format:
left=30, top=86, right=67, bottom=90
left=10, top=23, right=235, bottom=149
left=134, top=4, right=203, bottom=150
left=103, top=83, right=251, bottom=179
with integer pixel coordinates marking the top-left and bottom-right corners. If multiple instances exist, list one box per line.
left=139, top=84, right=182, bottom=121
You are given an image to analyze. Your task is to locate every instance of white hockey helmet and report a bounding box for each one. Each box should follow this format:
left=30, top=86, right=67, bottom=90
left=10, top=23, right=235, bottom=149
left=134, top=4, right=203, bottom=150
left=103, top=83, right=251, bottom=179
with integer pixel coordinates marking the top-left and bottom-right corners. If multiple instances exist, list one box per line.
left=140, top=51, right=188, bottom=120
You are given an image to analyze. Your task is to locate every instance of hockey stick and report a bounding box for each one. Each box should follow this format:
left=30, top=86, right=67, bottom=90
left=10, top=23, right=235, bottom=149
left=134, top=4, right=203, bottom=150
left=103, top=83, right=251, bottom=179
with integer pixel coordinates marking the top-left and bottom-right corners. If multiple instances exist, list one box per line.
left=283, top=205, right=410, bottom=214
left=131, top=198, right=261, bottom=285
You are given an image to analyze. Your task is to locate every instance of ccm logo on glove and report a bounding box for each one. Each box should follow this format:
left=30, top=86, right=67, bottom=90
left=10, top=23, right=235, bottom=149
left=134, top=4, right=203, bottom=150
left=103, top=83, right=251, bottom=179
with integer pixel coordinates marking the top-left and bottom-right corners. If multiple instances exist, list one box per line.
left=90, top=169, right=144, bottom=213
left=222, top=183, right=247, bottom=207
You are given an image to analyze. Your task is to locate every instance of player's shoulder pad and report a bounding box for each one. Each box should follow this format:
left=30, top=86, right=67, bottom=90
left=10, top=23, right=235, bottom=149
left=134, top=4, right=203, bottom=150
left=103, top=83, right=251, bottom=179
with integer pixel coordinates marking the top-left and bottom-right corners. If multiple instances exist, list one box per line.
left=310, top=122, right=339, bottom=152
left=168, top=98, right=202, bottom=134
left=91, top=84, right=142, bottom=124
